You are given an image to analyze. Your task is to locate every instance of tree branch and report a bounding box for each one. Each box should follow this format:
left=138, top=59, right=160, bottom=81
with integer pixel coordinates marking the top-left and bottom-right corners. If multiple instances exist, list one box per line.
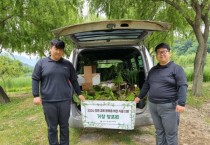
left=201, top=1, right=210, bottom=21
left=201, top=0, right=210, bottom=17
left=0, top=15, right=13, bottom=24
left=159, top=0, right=194, bottom=26
left=202, top=13, right=209, bottom=42
left=201, top=0, right=210, bottom=10
left=183, top=0, right=189, bottom=5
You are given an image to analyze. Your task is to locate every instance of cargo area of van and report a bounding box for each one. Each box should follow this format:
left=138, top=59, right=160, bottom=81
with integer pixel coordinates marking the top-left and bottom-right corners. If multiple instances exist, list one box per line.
left=73, top=46, right=146, bottom=109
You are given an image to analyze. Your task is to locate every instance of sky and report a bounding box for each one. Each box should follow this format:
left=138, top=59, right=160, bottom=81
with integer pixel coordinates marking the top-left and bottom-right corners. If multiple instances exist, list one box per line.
left=2, top=50, right=38, bottom=67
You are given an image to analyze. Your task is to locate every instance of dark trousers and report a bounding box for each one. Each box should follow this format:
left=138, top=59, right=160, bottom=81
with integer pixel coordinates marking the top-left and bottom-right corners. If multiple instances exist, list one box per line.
left=149, top=101, right=179, bottom=145
left=42, top=101, right=71, bottom=145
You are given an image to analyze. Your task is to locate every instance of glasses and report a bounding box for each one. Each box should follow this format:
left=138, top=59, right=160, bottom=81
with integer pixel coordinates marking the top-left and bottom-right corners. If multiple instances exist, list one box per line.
left=156, top=50, right=169, bottom=55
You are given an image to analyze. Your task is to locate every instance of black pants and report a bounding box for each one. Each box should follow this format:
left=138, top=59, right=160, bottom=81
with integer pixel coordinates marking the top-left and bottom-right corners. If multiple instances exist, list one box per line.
left=42, top=101, right=70, bottom=145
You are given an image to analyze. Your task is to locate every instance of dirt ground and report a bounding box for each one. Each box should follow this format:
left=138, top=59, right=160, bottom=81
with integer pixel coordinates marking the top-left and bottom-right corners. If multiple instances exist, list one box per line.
left=78, top=102, right=210, bottom=145
left=178, top=102, right=210, bottom=145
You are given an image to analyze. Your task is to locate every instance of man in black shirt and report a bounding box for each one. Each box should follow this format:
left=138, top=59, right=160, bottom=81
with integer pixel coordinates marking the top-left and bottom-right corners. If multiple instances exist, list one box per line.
left=32, top=39, right=85, bottom=145
left=134, top=43, right=187, bottom=145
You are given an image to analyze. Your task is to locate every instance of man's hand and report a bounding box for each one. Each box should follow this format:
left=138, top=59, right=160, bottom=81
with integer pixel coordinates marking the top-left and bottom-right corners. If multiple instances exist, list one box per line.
left=33, top=97, right=42, bottom=105
left=79, top=95, right=85, bottom=101
left=176, top=105, right=185, bottom=113
left=134, top=97, right=141, bottom=103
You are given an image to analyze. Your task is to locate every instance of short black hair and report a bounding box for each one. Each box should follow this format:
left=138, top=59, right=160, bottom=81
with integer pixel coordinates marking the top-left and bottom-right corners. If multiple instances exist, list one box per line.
left=155, top=43, right=170, bottom=52
left=51, top=39, right=65, bottom=49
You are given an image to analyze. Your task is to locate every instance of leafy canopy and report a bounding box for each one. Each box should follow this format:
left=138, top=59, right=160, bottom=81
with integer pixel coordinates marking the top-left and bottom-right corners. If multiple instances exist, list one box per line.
left=0, top=55, right=24, bottom=87
left=0, top=0, right=84, bottom=56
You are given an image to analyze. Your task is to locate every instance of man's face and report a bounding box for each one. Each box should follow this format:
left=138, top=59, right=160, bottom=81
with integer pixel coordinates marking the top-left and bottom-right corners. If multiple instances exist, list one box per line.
left=156, top=48, right=170, bottom=65
left=50, top=46, right=64, bottom=61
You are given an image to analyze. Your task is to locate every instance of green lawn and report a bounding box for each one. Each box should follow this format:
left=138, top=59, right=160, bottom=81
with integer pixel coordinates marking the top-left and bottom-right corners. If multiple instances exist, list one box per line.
left=0, top=96, right=47, bottom=145
left=0, top=82, right=210, bottom=144
left=0, top=95, right=154, bottom=145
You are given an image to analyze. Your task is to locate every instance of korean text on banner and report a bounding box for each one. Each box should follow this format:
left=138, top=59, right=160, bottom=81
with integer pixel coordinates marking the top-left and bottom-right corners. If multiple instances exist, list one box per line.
left=81, top=100, right=136, bottom=130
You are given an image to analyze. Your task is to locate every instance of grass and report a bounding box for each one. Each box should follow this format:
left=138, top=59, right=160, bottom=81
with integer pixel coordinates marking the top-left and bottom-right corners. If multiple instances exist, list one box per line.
left=0, top=76, right=32, bottom=93
left=0, top=82, right=210, bottom=144
left=70, top=126, right=155, bottom=145
left=0, top=96, right=47, bottom=145
left=0, top=94, right=155, bottom=145
left=187, top=82, right=210, bottom=108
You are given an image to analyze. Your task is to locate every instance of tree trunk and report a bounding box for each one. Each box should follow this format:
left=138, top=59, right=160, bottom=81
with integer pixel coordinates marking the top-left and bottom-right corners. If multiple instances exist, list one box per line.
left=191, top=24, right=208, bottom=97
left=161, top=0, right=209, bottom=96
left=192, top=44, right=206, bottom=96
left=0, top=86, right=10, bottom=104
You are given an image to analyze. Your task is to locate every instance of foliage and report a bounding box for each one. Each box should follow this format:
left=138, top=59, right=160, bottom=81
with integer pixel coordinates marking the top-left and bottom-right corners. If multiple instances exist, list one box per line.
left=88, top=0, right=210, bottom=97
left=88, top=0, right=209, bottom=52
left=203, top=67, right=210, bottom=82
left=0, top=0, right=85, bottom=56
left=126, top=70, right=138, bottom=85
left=0, top=55, right=24, bottom=88
left=171, top=53, right=210, bottom=82
left=89, top=0, right=173, bottom=50
left=172, top=53, right=195, bottom=66
left=7, top=77, right=31, bottom=92
left=112, top=72, right=124, bottom=89
left=0, top=76, right=31, bottom=94
left=73, top=83, right=139, bottom=106
left=173, top=36, right=210, bottom=55
left=187, top=82, right=210, bottom=108
left=1, top=0, right=209, bottom=96
left=160, top=0, right=209, bottom=97
left=184, top=67, right=194, bottom=82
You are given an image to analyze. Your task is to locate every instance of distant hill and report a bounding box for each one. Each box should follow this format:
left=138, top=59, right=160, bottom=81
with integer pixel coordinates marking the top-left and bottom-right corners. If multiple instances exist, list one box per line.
left=12, top=55, right=38, bottom=67
left=1, top=52, right=39, bottom=67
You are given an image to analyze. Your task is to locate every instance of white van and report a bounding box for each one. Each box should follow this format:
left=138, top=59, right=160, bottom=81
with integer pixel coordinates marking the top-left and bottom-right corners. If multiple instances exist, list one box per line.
left=52, top=20, right=170, bottom=128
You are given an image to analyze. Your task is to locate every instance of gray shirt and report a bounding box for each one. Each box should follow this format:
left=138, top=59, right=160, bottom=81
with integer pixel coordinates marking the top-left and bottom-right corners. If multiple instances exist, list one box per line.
left=32, top=57, right=81, bottom=102
left=138, top=61, right=187, bottom=106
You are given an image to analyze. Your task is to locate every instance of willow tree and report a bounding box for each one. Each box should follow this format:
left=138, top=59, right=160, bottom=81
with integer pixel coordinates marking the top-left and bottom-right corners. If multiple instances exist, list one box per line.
left=0, top=0, right=85, bottom=100
left=89, top=0, right=174, bottom=46
left=0, top=55, right=24, bottom=103
left=89, top=0, right=210, bottom=97
left=159, top=0, right=210, bottom=97
left=0, top=0, right=84, bottom=56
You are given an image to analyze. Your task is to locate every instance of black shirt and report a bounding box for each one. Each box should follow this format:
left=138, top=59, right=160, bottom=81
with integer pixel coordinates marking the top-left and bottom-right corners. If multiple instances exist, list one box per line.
left=138, top=61, right=187, bottom=106
left=32, top=57, right=81, bottom=102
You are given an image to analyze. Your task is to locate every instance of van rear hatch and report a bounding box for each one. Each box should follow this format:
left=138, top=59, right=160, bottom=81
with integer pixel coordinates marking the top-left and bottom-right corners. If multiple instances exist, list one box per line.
left=52, top=20, right=170, bottom=48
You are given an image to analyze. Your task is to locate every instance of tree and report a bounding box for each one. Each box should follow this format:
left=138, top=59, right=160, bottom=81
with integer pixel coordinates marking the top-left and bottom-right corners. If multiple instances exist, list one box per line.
left=0, top=55, right=24, bottom=87
left=0, top=0, right=84, bottom=56
left=0, top=55, right=24, bottom=103
left=0, top=86, right=10, bottom=104
left=88, top=0, right=210, bottom=96
left=88, top=0, right=174, bottom=47
left=157, top=0, right=210, bottom=96
left=0, top=0, right=85, bottom=100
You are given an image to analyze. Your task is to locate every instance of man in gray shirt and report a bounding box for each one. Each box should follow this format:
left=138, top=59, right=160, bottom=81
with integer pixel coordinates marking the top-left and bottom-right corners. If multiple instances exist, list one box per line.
left=32, top=39, right=85, bottom=145
left=134, top=43, right=187, bottom=145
